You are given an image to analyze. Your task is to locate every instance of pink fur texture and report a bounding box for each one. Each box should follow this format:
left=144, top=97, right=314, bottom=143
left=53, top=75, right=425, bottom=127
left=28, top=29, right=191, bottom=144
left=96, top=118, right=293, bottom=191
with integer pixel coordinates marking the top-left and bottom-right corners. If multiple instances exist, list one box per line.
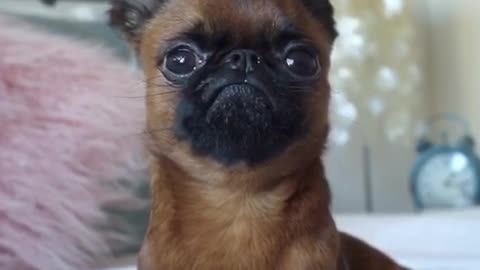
left=0, top=16, right=146, bottom=270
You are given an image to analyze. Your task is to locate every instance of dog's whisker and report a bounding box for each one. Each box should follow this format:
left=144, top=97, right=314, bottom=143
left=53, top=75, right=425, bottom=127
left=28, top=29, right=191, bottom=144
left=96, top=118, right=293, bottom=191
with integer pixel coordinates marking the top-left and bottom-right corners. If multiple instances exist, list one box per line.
left=113, top=91, right=178, bottom=99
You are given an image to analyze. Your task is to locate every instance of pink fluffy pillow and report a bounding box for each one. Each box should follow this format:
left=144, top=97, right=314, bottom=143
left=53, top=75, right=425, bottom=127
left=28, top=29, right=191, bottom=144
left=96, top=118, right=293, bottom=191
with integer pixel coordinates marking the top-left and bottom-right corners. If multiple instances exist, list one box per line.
left=0, top=16, right=146, bottom=270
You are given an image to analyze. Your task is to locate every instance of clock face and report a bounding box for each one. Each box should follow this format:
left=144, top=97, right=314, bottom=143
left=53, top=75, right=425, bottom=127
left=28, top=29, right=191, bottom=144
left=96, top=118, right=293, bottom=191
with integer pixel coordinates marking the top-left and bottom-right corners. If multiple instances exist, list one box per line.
left=417, top=151, right=479, bottom=208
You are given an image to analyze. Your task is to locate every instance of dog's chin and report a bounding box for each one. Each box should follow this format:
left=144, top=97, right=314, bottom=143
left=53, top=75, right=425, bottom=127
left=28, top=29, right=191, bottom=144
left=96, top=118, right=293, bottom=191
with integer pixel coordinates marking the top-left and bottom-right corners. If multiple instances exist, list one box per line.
left=174, top=83, right=304, bottom=166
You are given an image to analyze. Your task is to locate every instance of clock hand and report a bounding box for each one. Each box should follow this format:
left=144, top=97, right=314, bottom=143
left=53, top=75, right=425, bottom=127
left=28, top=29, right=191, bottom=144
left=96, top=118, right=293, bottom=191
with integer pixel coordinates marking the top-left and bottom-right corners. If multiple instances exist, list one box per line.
left=444, top=172, right=457, bottom=188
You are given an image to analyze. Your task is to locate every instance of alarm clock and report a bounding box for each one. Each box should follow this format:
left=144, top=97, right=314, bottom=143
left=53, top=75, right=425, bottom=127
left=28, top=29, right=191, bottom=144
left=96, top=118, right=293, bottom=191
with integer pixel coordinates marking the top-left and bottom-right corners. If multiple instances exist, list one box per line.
left=411, top=113, right=480, bottom=209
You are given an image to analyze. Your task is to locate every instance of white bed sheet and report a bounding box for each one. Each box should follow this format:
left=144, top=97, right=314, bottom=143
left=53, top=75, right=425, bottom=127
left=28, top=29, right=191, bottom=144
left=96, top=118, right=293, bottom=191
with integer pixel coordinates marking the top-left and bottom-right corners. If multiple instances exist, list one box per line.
left=100, top=209, right=480, bottom=270
left=335, top=209, right=480, bottom=270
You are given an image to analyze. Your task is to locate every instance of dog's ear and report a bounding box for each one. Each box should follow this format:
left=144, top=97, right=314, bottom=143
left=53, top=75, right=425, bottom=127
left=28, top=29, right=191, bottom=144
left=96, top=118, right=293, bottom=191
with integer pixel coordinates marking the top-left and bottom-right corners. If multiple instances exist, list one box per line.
left=109, top=0, right=164, bottom=44
left=301, top=0, right=338, bottom=41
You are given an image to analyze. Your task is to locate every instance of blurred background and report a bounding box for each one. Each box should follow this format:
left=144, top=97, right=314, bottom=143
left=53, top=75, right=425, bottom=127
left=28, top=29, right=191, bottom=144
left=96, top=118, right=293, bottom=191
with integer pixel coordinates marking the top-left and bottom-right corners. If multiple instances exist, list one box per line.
left=1, top=0, right=479, bottom=270
left=327, top=0, right=480, bottom=213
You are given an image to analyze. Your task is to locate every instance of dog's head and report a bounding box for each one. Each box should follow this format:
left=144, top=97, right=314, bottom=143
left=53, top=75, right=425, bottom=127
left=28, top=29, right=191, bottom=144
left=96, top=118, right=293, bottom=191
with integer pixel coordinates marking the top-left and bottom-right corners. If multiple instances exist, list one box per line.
left=110, top=0, right=336, bottom=180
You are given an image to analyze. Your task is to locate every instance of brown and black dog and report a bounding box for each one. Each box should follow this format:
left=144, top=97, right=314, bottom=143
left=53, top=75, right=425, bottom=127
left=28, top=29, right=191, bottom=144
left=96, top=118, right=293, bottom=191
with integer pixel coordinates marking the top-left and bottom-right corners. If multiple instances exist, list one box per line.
left=110, top=0, right=409, bottom=269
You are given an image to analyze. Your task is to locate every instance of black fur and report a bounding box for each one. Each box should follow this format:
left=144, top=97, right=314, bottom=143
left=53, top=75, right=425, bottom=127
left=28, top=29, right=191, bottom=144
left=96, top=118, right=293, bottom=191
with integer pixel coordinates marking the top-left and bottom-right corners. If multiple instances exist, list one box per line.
left=301, top=0, right=338, bottom=40
left=174, top=80, right=305, bottom=166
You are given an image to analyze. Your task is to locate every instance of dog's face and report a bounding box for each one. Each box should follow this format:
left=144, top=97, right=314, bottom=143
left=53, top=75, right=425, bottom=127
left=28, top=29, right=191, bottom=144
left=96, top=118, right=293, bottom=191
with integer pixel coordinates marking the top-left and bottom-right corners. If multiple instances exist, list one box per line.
left=111, top=0, right=336, bottom=176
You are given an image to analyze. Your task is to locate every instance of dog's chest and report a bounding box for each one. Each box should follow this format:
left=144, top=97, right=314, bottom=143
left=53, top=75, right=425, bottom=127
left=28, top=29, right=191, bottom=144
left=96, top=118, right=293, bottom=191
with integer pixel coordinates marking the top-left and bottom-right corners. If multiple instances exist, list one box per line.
left=144, top=215, right=286, bottom=270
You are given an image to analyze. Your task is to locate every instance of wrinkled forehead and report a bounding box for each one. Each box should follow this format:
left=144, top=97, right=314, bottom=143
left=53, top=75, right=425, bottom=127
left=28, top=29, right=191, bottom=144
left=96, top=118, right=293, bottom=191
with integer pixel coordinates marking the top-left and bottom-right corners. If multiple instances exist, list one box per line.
left=144, top=0, right=322, bottom=44
left=197, top=0, right=286, bottom=32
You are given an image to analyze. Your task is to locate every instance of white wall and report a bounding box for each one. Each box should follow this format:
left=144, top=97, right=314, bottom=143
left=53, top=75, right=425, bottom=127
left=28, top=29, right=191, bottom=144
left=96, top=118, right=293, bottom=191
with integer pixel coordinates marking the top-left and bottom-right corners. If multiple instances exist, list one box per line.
left=414, top=0, right=480, bottom=140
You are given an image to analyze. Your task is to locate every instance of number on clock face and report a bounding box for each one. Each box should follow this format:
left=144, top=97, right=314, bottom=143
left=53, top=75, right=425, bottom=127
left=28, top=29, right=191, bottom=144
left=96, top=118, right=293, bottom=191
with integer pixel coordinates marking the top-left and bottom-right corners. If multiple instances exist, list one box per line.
left=417, top=152, right=478, bottom=208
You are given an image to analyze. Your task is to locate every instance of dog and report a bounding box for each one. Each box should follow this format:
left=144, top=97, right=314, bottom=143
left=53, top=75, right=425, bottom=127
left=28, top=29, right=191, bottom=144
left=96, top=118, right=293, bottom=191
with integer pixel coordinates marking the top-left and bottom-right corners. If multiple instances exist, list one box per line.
left=110, top=0, right=409, bottom=269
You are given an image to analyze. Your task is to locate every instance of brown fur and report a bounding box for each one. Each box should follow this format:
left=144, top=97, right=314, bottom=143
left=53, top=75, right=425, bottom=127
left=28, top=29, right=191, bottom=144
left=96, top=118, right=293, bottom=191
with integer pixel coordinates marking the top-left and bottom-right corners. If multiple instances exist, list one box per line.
left=128, top=0, right=409, bottom=269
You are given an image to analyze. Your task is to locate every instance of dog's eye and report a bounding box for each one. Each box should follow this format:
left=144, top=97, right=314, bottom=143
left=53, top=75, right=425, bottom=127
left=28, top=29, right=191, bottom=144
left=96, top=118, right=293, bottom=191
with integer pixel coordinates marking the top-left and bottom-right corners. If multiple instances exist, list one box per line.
left=284, top=49, right=319, bottom=77
left=165, top=47, right=198, bottom=76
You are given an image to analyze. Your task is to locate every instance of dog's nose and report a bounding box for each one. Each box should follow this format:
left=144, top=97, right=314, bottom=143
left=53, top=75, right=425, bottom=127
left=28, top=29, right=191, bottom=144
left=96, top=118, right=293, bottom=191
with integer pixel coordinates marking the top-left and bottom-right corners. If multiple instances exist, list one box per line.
left=223, top=49, right=260, bottom=73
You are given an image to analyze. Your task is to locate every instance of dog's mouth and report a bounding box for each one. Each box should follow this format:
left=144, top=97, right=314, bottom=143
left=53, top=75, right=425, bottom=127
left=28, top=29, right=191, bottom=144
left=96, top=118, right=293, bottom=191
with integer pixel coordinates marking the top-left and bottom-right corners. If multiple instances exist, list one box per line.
left=174, top=79, right=305, bottom=165
left=205, top=83, right=273, bottom=123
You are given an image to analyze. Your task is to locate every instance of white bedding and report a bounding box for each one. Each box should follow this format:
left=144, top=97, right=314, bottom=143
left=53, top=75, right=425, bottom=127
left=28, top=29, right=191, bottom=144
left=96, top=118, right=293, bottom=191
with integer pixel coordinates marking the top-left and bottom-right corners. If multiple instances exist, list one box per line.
left=335, top=209, right=480, bottom=270
left=101, top=209, right=480, bottom=270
